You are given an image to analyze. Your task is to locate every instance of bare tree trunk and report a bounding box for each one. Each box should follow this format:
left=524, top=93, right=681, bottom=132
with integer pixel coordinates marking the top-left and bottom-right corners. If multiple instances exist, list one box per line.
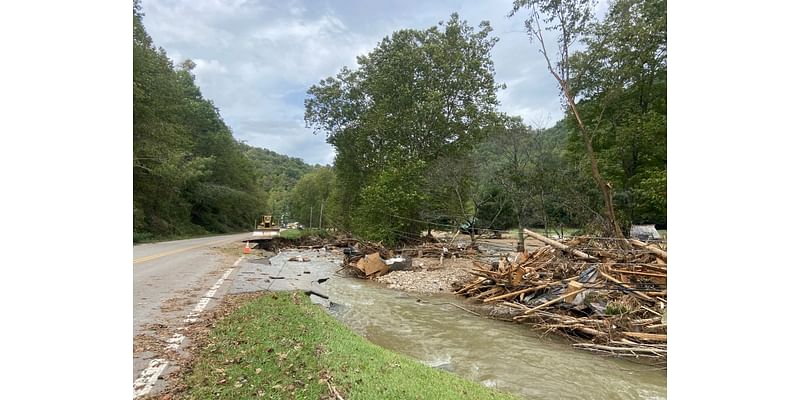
left=565, top=94, right=624, bottom=238
left=528, top=13, right=625, bottom=239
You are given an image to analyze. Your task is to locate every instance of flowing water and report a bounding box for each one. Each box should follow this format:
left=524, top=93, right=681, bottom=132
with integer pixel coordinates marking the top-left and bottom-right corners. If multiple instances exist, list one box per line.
left=261, top=250, right=667, bottom=399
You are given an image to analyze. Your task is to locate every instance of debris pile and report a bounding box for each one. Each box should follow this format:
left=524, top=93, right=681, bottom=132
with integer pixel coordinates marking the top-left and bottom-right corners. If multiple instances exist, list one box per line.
left=342, top=242, right=413, bottom=279
left=456, top=229, right=667, bottom=360
left=393, top=242, right=479, bottom=258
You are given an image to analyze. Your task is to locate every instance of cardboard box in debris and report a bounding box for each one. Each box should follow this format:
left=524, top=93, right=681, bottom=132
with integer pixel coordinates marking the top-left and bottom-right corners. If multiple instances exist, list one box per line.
left=347, top=252, right=412, bottom=277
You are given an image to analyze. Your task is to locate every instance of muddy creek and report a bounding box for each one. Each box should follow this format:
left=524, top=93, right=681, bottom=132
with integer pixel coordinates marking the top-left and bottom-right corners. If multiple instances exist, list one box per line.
left=250, top=249, right=667, bottom=399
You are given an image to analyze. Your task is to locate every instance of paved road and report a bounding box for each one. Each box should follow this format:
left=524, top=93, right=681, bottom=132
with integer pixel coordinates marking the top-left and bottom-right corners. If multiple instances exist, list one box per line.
left=133, top=232, right=251, bottom=396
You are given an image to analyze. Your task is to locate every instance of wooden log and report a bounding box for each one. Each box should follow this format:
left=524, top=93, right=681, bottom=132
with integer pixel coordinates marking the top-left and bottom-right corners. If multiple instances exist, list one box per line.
left=609, top=268, right=667, bottom=278
left=641, top=305, right=663, bottom=316
left=473, top=287, right=502, bottom=300
left=523, top=288, right=587, bottom=314
left=600, top=271, right=655, bottom=302
left=483, top=285, right=542, bottom=303
left=523, top=229, right=598, bottom=261
left=612, top=340, right=667, bottom=350
left=501, top=301, right=529, bottom=310
left=622, top=332, right=667, bottom=342
left=637, top=264, right=668, bottom=273
left=577, top=326, right=608, bottom=337
left=572, top=343, right=667, bottom=355
left=455, top=278, right=488, bottom=294
left=631, top=317, right=662, bottom=325
left=630, top=239, right=667, bottom=261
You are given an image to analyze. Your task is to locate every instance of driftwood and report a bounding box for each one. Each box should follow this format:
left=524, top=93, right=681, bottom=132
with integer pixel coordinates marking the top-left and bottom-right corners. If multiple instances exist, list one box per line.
left=599, top=271, right=655, bottom=302
left=455, top=231, right=667, bottom=360
left=522, top=288, right=587, bottom=315
left=523, top=229, right=597, bottom=261
left=630, top=239, right=668, bottom=261
left=622, top=332, right=668, bottom=342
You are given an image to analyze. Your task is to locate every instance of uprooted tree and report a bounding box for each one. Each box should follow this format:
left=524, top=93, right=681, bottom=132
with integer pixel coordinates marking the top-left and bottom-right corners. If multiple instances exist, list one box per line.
left=305, top=13, right=502, bottom=245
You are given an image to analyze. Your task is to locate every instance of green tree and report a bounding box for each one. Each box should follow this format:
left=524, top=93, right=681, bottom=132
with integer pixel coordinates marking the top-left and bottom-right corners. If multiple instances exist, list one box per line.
left=134, top=2, right=304, bottom=240
left=567, top=0, right=667, bottom=227
left=305, top=14, right=502, bottom=243
left=134, top=2, right=210, bottom=236
left=510, top=0, right=627, bottom=238
left=288, top=167, right=336, bottom=229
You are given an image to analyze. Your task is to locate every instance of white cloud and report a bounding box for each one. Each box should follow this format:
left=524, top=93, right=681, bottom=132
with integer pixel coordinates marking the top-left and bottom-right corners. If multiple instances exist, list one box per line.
left=139, top=0, right=569, bottom=165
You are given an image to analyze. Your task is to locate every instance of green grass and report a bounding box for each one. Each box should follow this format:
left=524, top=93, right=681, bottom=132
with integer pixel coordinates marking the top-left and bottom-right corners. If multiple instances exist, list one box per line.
left=182, top=292, right=519, bottom=400
left=279, top=228, right=331, bottom=241
left=278, top=229, right=303, bottom=240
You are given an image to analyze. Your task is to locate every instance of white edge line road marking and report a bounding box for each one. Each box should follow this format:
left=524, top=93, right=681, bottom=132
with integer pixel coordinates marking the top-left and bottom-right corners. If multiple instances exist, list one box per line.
left=132, top=359, right=168, bottom=397
left=133, top=255, right=245, bottom=398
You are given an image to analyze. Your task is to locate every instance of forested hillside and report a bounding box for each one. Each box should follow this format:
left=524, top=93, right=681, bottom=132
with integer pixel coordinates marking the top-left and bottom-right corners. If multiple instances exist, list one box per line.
left=133, top=3, right=311, bottom=241
left=303, top=0, right=666, bottom=245
left=134, top=0, right=665, bottom=245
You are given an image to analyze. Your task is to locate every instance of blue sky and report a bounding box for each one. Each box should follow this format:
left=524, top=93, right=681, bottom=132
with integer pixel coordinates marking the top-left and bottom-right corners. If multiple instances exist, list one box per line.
left=140, top=0, right=609, bottom=165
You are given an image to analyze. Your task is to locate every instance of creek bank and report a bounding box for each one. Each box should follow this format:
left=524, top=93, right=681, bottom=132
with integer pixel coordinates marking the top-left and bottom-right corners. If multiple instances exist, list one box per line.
left=168, top=293, right=522, bottom=399
left=338, top=232, right=667, bottom=362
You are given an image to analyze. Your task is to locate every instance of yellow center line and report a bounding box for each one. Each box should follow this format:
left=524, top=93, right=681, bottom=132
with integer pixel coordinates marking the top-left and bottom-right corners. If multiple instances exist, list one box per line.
left=133, top=237, right=241, bottom=265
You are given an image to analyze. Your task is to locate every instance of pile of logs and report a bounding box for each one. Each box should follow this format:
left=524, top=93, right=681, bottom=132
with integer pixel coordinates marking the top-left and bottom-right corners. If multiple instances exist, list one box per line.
left=456, top=229, right=667, bottom=361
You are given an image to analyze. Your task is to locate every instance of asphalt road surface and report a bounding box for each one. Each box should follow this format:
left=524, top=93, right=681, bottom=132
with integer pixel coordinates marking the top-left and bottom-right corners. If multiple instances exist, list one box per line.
left=132, top=232, right=251, bottom=396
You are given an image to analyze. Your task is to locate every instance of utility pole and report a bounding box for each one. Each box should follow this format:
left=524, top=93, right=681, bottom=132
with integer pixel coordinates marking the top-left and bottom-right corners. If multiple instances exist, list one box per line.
left=309, top=206, right=313, bottom=229
left=319, top=202, right=324, bottom=229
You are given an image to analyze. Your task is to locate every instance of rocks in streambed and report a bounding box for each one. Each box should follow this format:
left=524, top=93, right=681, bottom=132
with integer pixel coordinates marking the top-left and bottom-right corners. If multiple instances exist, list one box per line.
left=375, top=261, right=473, bottom=294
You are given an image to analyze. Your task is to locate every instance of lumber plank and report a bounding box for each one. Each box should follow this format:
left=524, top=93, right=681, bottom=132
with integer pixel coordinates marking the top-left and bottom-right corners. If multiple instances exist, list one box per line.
left=622, top=332, right=667, bottom=342
left=523, top=288, right=587, bottom=314
left=630, top=239, right=667, bottom=261
left=600, top=271, right=655, bottom=302
left=523, top=229, right=598, bottom=261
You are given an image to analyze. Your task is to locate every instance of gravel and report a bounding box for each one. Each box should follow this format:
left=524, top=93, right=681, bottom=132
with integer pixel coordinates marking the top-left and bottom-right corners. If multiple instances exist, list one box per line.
left=375, top=258, right=474, bottom=294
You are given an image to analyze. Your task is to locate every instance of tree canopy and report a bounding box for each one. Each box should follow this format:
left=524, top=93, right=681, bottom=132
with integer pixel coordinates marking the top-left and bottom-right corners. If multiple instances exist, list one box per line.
left=305, top=14, right=503, bottom=244
left=133, top=3, right=313, bottom=240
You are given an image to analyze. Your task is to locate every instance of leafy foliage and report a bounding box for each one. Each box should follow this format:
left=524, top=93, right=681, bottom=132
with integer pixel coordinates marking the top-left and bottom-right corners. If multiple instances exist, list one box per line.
left=287, top=167, right=336, bottom=229
left=305, top=14, right=502, bottom=243
left=133, top=4, right=313, bottom=239
left=567, top=0, right=667, bottom=226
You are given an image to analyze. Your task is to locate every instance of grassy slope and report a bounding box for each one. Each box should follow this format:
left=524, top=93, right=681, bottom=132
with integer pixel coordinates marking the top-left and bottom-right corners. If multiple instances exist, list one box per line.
left=183, top=292, right=518, bottom=400
left=279, top=228, right=330, bottom=240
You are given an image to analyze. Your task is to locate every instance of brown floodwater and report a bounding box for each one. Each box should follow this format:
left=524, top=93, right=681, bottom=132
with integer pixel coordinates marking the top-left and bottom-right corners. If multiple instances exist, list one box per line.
left=257, top=249, right=667, bottom=399
left=325, top=272, right=667, bottom=400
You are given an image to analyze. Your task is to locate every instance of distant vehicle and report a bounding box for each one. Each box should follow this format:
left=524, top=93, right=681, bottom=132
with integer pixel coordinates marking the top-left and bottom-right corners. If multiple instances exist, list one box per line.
left=251, top=215, right=280, bottom=239
left=286, top=222, right=304, bottom=230
left=459, top=218, right=500, bottom=238
left=630, top=224, right=661, bottom=241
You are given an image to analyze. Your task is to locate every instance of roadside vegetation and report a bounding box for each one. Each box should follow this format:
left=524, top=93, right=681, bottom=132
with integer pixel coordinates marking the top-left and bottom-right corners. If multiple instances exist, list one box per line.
left=133, top=1, right=313, bottom=241
left=134, top=0, right=665, bottom=245
left=181, top=292, right=518, bottom=400
left=301, top=0, right=666, bottom=245
left=279, top=228, right=331, bottom=241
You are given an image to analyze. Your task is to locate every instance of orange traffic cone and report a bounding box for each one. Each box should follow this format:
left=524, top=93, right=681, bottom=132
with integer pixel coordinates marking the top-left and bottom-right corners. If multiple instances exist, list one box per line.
left=243, top=241, right=251, bottom=254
